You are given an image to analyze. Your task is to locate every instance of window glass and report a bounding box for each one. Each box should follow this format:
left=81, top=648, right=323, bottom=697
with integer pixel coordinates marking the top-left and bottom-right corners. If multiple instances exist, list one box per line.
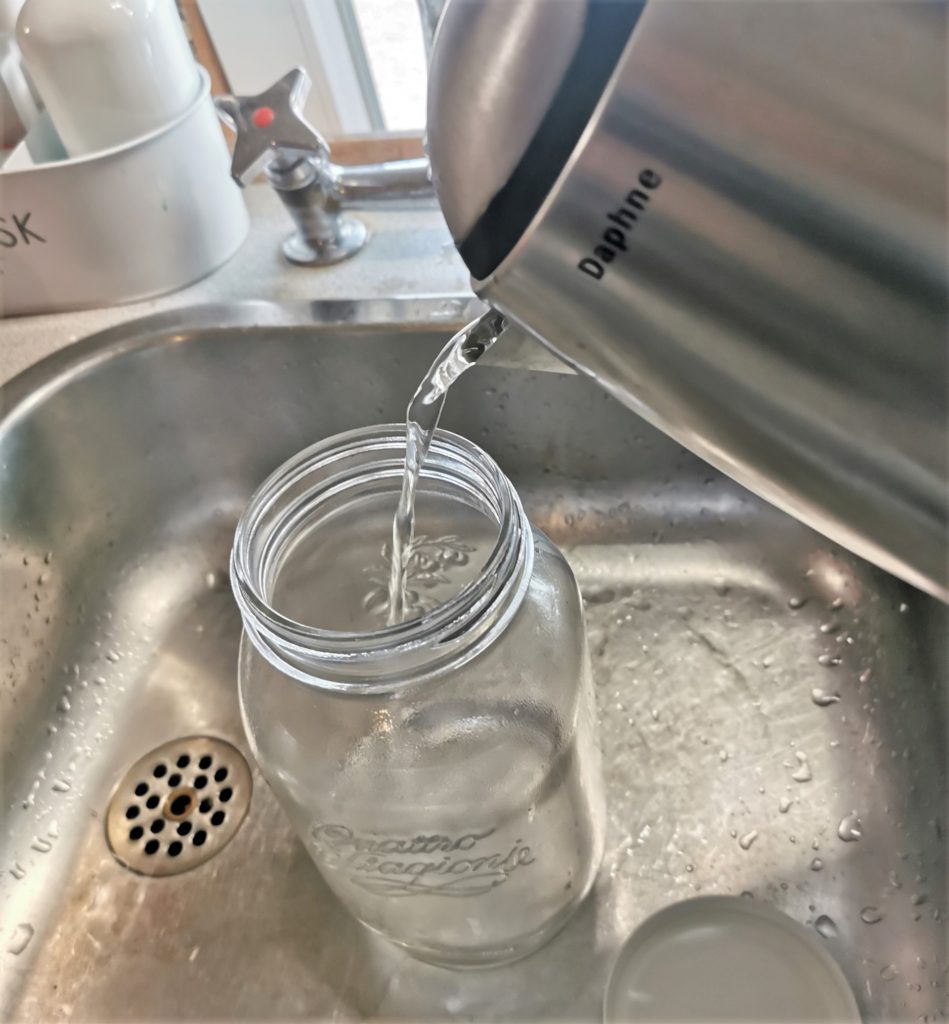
left=350, top=0, right=427, bottom=130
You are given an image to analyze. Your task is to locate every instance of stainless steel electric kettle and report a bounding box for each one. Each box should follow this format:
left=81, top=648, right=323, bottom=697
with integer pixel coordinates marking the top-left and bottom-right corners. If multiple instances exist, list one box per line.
left=426, top=0, right=948, bottom=599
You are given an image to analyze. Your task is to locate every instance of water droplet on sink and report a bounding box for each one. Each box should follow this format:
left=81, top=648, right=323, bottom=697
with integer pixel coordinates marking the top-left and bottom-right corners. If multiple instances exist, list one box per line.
left=43, top=551, right=52, bottom=564
left=830, top=597, right=844, bottom=610
left=814, top=915, right=838, bottom=939
left=837, top=812, right=862, bottom=842
left=719, top=749, right=729, bottom=762
left=860, top=906, right=883, bottom=924
left=106, top=650, right=120, bottom=663
left=809, top=857, right=824, bottom=871
left=899, top=602, right=909, bottom=613
left=791, top=751, right=813, bottom=782
left=56, top=695, right=70, bottom=713
left=30, top=836, right=52, bottom=854
left=880, top=964, right=899, bottom=981
left=6, top=923, right=34, bottom=955
left=51, top=779, right=71, bottom=793
left=738, top=830, right=759, bottom=850
left=713, top=577, right=730, bottom=596
left=811, top=688, right=840, bottom=706
left=9, top=863, right=26, bottom=880
left=778, top=796, right=792, bottom=813
left=911, top=892, right=928, bottom=906
left=820, top=621, right=841, bottom=634
left=788, top=596, right=808, bottom=610
left=817, top=653, right=842, bottom=667
left=94, top=676, right=106, bottom=686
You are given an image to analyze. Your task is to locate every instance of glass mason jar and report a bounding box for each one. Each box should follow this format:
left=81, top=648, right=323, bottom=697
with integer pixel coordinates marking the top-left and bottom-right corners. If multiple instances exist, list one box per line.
left=230, top=426, right=605, bottom=968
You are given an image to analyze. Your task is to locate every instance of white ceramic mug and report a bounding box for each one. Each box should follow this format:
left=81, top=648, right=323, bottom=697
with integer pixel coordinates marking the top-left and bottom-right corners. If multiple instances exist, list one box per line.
left=16, top=0, right=200, bottom=157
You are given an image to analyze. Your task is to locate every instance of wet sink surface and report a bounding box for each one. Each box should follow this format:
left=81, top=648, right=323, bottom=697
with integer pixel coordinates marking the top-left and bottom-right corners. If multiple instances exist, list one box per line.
left=1, top=300, right=945, bottom=1021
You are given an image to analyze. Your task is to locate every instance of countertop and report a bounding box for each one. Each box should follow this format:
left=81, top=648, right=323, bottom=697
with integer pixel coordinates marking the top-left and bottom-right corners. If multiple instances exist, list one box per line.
left=0, top=184, right=471, bottom=389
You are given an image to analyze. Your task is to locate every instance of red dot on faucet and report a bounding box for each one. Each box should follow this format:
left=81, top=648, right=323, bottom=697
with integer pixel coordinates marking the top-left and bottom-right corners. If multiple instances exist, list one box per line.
left=252, top=106, right=275, bottom=128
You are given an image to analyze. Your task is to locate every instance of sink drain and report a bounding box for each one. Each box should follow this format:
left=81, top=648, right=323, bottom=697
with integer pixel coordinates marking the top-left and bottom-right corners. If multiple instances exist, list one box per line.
left=106, top=736, right=252, bottom=877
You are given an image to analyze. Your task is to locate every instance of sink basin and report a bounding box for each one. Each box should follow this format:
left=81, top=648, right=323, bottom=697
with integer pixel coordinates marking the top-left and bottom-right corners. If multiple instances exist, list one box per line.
left=1, top=299, right=945, bottom=1021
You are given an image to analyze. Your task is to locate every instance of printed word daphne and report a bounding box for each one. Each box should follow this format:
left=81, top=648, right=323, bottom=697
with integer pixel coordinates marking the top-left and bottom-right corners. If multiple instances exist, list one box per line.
left=310, top=824, right=535, bottom=898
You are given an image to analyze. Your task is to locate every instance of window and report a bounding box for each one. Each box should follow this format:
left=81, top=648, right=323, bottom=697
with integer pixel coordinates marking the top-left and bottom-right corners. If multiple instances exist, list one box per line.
left=196, top=0, right=430, bottom=136
left=350, top=0, right=427, bottom=130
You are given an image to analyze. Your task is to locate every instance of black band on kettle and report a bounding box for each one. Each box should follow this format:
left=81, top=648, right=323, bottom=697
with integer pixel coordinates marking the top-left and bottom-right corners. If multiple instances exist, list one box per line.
left=458, top=0, right=646, bottom=281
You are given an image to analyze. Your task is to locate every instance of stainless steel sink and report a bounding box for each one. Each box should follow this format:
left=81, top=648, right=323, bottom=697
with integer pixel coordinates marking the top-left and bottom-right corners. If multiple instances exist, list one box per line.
left=1, top=299, right=945, bottom=1022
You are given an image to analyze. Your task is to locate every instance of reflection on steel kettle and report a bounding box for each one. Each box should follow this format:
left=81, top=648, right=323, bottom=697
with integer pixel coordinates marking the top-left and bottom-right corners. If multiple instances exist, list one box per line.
left=426, top=0, right=947, bottom=599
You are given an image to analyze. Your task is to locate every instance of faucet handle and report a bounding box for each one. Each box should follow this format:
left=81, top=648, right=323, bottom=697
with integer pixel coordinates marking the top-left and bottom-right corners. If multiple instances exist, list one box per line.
left=214, top=68, right=329, bottom=186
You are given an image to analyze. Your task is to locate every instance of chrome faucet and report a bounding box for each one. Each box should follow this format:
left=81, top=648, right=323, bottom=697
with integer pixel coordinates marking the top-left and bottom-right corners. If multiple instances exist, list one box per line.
left=215, top=69, right=431, bottom=267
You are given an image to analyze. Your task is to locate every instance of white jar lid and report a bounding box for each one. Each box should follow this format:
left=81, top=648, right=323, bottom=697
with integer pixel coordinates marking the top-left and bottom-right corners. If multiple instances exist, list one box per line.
left=604, top=896, right=860, bottom=1023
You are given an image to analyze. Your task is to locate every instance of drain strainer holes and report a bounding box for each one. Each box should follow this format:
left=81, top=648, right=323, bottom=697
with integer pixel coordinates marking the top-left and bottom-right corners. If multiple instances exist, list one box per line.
left=106, top=736, right=252, bottom=876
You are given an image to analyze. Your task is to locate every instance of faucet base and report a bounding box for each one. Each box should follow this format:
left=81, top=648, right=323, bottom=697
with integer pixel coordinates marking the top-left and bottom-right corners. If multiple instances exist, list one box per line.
left=282, top=215, right=369, bottom=267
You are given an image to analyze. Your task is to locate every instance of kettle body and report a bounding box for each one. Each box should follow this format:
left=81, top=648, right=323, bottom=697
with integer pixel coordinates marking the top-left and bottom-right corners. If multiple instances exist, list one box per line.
left=427, top=0, right=948, bottom=599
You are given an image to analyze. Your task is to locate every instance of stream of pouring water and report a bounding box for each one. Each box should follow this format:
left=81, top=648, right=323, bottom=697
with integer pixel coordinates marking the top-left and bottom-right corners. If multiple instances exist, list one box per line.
left=387, top=310, right=507, bottom=625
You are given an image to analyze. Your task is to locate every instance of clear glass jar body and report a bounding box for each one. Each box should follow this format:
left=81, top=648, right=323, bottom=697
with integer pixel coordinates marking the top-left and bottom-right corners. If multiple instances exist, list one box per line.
left=232, top=427, right=604, bottom=968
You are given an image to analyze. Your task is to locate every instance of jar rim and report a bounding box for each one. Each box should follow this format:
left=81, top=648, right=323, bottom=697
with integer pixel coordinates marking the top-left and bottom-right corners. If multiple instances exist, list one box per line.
left=230, top=425, right=534, bottom=692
